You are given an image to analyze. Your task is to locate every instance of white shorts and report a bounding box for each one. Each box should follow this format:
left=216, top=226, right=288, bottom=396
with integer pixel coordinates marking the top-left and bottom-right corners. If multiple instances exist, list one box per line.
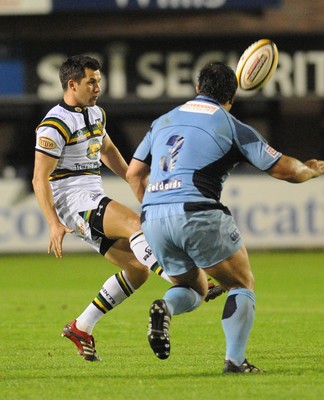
left=141, top=203, right=243, bottom=276
left=53, top=186, right=114, bottom=254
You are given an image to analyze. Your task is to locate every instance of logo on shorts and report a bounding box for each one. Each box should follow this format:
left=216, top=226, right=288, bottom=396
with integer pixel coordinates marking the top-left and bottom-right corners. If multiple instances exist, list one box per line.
left=90, top=193, right=102, bottom=202
left=230, top=229, right=241, bottom=243
left=96, top=204, right=104, bottom=217
left=76, top=221, right=85, bottom=237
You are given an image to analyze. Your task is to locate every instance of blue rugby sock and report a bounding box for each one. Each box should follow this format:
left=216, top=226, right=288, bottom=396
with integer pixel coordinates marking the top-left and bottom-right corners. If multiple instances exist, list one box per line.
left=163, top=286, right=203, bottom=316
left=222, top=288, right=256, bottom=366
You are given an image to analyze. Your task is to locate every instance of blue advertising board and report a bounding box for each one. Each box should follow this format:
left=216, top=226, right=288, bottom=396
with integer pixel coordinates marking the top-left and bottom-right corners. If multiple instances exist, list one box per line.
left=0, top=60, right=24, bottom=95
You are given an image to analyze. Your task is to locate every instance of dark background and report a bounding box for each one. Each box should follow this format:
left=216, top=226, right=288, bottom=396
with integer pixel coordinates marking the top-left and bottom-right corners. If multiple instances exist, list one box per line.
left=0, top=0, right=323, bottom=185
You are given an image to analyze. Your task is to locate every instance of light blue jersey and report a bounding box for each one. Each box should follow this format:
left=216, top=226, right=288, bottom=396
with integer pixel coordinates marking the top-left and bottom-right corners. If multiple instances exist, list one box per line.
left=133, top=95, right=282, bottom=208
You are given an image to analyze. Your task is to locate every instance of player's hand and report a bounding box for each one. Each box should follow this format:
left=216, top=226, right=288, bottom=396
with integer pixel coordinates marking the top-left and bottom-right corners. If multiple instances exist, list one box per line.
left=48, top=222, right=74, bottom=258
left=304, top=159, right=324, bottom=177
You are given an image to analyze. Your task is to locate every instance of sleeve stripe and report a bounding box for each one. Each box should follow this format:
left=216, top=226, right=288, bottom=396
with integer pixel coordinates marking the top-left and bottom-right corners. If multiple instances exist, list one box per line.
left=37, top=118, right=71, bottom=142
left=35, top=148, right=60, bottom=159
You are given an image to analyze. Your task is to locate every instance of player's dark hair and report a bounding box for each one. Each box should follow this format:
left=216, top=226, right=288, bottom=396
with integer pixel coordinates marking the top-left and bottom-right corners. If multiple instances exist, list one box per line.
left=197, top=62, right=238, bottom=104
left=59, top=55, right=101, bottom=90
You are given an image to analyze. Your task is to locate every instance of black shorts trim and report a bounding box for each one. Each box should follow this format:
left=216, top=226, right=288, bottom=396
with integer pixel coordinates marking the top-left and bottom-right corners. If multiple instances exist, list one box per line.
left=88, top=196, right=118, bottom=255
left=183, top=201, right=231, bottom=215
left=141, top=202, right=231, bottom=223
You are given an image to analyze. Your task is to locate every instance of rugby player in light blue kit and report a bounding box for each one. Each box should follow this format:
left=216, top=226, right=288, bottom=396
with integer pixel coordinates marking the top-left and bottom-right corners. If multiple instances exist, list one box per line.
left=127, top=61, right=324, bottom=373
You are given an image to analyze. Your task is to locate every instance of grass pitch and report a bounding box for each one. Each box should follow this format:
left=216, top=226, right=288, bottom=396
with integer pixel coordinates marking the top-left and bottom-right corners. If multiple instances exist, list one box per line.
left=0, top=251, right=323, bottom=400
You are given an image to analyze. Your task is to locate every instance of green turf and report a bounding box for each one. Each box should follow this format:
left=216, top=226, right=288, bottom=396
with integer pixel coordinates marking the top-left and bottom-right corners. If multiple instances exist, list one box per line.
left=0, top=251, right=323, bottom=400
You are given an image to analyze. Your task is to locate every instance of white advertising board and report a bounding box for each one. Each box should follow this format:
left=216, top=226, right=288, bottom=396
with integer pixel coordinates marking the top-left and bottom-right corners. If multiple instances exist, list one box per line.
left=0, top=175, right=323, bottom=253
left=0, top=0, right=51, bottom=14
left=221, top=175, right=324, bottom=249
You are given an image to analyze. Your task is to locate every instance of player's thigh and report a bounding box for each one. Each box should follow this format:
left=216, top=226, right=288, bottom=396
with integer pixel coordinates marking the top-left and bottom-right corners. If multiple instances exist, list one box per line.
left=103, top=200, right=141, bottom=239
left=204, top=245, right=255, bottom=290
left=104, top=238, right=149, bottom=289
left=170, top=266, right=209, bottom=298
left=184, top=209, right=243, bottom=267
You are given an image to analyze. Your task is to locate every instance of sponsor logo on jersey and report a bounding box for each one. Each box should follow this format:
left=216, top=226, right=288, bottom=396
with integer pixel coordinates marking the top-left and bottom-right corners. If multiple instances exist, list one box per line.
left=180, top=101, right=219, bottom=115
left=95, top=119, right=103, bottom=133
left=37, top=136, right=57, bottom=150
left=76, top=129, right=87, bottom=143
left=86, top=138, right=101, bottom=160
left=265, top=145, right=279, bottom=158
left=74, top=161, right=101, bottom=170
left=51, top=112, right=66, bottom=121
left=147, top=179, right=182, bottom=192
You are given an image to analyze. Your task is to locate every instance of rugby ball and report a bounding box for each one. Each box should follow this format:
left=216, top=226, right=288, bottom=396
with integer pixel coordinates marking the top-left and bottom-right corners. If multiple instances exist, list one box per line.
left=236, top=39, right=279, bottom=91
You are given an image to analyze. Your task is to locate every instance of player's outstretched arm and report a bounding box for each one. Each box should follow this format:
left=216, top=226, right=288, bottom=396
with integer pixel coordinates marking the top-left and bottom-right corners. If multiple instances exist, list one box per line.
left=267, top=155, right=324, bottom=183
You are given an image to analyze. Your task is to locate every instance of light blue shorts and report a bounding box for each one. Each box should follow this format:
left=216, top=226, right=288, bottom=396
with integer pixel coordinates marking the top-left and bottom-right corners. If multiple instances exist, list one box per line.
left=141, top=203, right=243, bottom=276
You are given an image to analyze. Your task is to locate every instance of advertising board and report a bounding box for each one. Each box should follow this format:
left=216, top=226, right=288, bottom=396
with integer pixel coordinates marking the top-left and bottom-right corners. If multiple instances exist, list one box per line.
left=1, top=176, right=323, bottom=253
left=1, top=36, right=323, bottom=100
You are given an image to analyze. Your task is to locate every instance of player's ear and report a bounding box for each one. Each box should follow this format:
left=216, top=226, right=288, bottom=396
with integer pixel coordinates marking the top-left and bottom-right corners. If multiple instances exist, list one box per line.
left=195, top=84, right=200, bottom=94
left=229, top=95, right=236, bottom=105
left=68, top=79, right=77, bottom=91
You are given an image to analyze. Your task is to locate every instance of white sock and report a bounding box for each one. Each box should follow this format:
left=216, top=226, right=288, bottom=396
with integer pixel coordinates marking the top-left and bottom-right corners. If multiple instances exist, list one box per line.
left=76, top=271, right=135, bottom=334
left=129, top=230, right=172, bottom=283
left=76, top=304, right=103, bottom=334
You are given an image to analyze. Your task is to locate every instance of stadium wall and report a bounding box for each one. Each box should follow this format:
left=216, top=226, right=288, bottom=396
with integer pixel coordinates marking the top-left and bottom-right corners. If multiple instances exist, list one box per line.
left=1, top=176, right=323, bottom=253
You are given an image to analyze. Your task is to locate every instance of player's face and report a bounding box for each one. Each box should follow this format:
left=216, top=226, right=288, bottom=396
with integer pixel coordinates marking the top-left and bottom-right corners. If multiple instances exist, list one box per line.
left=72, top=68, right=101, bottom=107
